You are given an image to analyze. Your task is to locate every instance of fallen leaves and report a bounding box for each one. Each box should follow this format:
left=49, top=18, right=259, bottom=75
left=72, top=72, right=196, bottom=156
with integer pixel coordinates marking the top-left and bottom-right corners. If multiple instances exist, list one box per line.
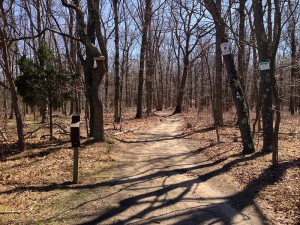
left=0, top=109, right=299, bottom=224
left=183, top=109, right=300, bottom=225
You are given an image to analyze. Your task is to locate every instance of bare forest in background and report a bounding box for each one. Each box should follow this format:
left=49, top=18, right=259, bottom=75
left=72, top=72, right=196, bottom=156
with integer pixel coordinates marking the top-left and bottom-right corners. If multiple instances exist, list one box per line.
left=1, top=1, right=300, bottom=224
left=1, top=0, right=300, bottom=162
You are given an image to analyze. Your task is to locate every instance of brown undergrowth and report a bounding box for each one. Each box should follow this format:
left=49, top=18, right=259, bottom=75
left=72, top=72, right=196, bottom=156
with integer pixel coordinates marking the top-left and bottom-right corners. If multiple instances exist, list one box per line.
left=0, top=108, right=298, bottom=224
left=0, top=109, right=161, bottom=224
left=181, top=109, right=300, bottom=225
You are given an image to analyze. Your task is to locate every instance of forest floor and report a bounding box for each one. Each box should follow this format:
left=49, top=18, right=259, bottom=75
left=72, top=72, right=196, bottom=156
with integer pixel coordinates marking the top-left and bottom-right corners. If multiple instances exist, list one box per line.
left=0, top=109, right=299, bottom=224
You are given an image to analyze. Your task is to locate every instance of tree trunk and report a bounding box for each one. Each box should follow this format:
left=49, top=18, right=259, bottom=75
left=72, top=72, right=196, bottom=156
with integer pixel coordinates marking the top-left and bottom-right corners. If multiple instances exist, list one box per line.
left=238, top=0, right=246, bottom=91
left=83, top=54, right=95, bottom=136
left=253, top=0, right=274, bottom=153
left=200, top=61, right=206, bottom=110
left=9, top=96, right=14, bottom=119
left=61, top=0, right=108, bottom=141
left=0, top=33, right=25, bottom=151
left=146, top=28, right=154, bottom=116
left=136, top=0, right=152, bottom=119
left=164, top=50, right=172, bottom=109
left=270, top=60, right=280, bottom=166
left=173, top=54, right=189, bottom=114
left=188, top=67, right=193, bottom=108
left=213, top=0, right=224, bottom=126
left=204, top=0, right=254, bottom=154
left=223, top=54, right=255, bottom=154
left=92, top=60, right=105, bottom=141
left=113, top=0, right=120, bottom=122
left=156, top=53, right=163, bottom=111
left=104, top=71, right=109, bottom=109
left=289, top=2, right=296, bottom=115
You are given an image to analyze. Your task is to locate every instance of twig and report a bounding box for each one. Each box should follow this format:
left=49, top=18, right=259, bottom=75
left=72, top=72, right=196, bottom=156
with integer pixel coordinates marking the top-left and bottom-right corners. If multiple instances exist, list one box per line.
left=25, top=123, right=69, bottom=139
left=113, top=129, right=134, bottom=136
left=0, top=127, right=8, bottom=141
left=53, top=123, right=69, bottom=134
left=24, top=124, right=48, bottom=138
left=0, top=211, right=22, bottom=214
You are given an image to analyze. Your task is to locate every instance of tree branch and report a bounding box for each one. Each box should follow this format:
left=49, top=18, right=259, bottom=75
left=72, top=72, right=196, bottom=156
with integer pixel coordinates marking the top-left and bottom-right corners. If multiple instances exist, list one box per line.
left=8, top=28, right=81, bottom=43
left=61, top=0, right=81, bottom=12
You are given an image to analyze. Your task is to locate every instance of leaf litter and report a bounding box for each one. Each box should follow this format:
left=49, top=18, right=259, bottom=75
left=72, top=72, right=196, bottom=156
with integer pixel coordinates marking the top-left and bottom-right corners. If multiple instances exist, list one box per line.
left=0, top=109, right=299, bottom=224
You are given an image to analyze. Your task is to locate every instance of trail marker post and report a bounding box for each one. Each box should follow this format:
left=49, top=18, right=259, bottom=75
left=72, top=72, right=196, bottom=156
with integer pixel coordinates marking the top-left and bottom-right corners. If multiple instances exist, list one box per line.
left=70, top=113, right=80, bottom=184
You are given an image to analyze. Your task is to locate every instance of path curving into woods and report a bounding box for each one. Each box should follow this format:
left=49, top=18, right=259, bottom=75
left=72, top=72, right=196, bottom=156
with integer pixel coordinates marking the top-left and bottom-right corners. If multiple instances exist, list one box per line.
left=78, top=115, right=268, bottom=225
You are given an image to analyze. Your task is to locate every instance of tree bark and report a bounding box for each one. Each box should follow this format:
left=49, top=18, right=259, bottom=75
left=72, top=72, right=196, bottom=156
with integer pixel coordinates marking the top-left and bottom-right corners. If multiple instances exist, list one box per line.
left=173, top=52, right=189, bottom=114
left=288, top=2, right=296, bottom=115
left=204, top=0, right=254, bottom=154
left=223, top=54, right=255, bottom=154
left=112, top=0, right=120, bottom=122
left=253, top=0, right=282, bottom=164
left=136, top=0, right=152, bottom=119
left=61, top=0, right=107, bottom=141
left=238, top=0, right=247, bottom=94
left=146, top=32, right=154, bottom=116
left=172, top=1, right=204, bottom=114
left=253, top=0, right=273, bottom=153
left=0, top=5, right=25, bottom=151
left=0, top=34, right=25, bottom=151
left=92, top=60, right=105, bottom=141
left=213, top=0, right=224, bottom=126
left=156, top=53, right=163, bottom=111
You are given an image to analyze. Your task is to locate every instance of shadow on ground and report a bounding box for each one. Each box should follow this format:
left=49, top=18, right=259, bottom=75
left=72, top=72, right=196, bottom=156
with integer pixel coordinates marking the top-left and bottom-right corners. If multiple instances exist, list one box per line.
left=1, top=141, right=295, bottom=224
left=75, top=152, right=290, bottom=225
left=0, top=140, right=68, bottom=161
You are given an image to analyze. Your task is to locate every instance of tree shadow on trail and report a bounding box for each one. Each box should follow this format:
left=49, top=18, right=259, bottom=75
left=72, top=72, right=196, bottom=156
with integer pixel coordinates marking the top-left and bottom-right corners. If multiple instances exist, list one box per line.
left=72, top=152, right=290, bottom=225
left=114, top=127, right=217, bottom=144
left=0, top=147, right=225, bottom=195
left=77, top=156, right=291, bottom=225
left=1, top=145, right=294, bottom=224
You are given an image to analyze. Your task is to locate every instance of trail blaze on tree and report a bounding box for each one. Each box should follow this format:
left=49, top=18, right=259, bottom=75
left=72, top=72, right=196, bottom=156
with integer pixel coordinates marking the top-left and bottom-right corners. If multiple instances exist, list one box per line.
left=204, top=0, right=254, bottom=155
left=61, top=0, right=108, bottom=141
left=0, top=0, right=296, bottom=161
left=253, top=0, right=282, bottom=165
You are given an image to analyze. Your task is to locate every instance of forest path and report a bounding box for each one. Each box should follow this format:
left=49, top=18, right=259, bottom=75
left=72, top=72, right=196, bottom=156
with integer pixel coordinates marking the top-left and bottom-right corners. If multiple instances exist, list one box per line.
left=80, top=115, right=267, bottom=225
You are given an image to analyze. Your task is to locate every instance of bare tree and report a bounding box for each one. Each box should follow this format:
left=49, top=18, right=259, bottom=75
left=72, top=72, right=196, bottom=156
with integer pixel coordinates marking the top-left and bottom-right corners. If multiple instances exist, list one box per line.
left=237, top=0, right=247, bottom=95
left=204, top=0, right=255, bottom=155
left=252, top=0, right=282, bottom=164
left=146, top=2, right=166, bottom=115
left=112, top=0, right=121, bottom=122
left=171, top=0, right=209, bottom=114
left=135, top=0, right=152, bottom=119
left=61, top=0, right=108, bottom=141
left=287, top=1, right=299, bottom=115
left=213, top=0, right=223, bottom=126
left=0, top=1, right=25, bottom=151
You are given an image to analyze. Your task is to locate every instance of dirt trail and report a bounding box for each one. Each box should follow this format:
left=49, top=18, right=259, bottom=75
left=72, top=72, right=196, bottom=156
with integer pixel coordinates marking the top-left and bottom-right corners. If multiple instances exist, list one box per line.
left=78, top=116, right=268, bottom=225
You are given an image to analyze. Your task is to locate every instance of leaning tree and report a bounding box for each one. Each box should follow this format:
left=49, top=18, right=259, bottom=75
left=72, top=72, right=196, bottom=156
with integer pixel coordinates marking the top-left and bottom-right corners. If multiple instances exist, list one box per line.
left=204, top=0, right=255, bottom=155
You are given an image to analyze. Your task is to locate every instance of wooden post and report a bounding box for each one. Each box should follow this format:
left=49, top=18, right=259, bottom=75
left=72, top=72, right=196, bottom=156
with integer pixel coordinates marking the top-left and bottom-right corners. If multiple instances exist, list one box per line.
left=71, top=113, right=80, bottom=184
left=73, top=147, right=79, bottom=183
